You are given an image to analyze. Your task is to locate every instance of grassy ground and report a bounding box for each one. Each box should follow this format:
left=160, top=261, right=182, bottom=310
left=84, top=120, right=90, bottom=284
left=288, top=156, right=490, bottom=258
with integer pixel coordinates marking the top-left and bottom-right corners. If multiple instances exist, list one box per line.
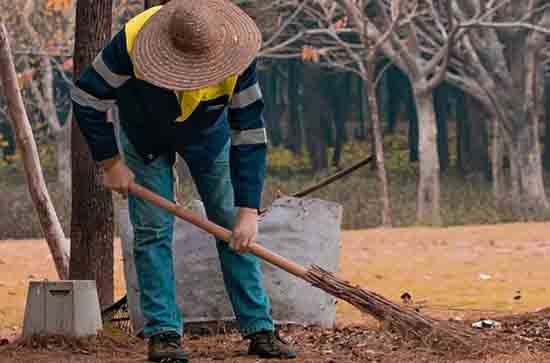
left=2, top=224, right=550, bottom=330
left=2, top=224, right=550, bottom=361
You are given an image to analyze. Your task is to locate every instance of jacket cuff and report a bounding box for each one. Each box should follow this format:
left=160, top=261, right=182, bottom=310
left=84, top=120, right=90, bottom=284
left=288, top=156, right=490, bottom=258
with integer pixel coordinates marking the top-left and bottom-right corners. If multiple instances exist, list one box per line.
left=234, top=186, right=262, bottom=210
left=89, top=134, right=120, bottom=162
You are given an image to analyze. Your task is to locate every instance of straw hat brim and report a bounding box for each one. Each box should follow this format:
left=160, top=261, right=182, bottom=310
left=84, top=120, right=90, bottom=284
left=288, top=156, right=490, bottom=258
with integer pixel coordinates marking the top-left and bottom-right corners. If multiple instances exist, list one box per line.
left=132, top=0, right=262, bottom=91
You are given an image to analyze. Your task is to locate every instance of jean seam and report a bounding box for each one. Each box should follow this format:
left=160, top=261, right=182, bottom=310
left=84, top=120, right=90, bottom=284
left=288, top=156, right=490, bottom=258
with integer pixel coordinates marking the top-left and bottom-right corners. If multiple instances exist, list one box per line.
left=241, top=321, right=274, bottom=337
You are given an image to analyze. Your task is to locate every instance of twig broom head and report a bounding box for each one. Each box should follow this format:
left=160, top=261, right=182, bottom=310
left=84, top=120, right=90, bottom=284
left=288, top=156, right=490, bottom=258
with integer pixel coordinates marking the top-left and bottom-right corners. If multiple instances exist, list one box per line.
left=305, top=265, right=477, bottom=349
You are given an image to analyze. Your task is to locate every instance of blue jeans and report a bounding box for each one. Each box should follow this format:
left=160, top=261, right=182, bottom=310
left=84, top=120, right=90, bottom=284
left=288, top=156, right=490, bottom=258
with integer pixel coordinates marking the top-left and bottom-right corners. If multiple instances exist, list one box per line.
left=120, top=130, right=274, bottom=338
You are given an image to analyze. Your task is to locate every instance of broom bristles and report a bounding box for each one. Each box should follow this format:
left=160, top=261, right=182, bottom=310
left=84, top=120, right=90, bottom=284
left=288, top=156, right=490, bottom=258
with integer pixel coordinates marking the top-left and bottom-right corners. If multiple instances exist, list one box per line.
left=304, top=265, right=476, bottom=348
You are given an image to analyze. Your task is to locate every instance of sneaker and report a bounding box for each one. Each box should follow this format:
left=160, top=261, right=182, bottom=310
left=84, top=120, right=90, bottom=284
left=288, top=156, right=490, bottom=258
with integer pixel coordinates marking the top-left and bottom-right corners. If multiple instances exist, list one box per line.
left=147, top=331, right=188, bottom=363
left=248, top=330, right=297, bottom=359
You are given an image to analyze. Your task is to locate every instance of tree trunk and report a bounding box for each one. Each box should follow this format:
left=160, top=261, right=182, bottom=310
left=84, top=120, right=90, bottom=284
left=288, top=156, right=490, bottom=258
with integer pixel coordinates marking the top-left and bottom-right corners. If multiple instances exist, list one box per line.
left=302, top=64, right=328, bottom=172
left=491, top=117, right=503, bottom=200
left=508, top=115, right=548, bottom=215
left=366, top=60, right=392, bottom=227
left=56, top=121, right=72, bottom=197
left=357, top=75, right=368, bottom=139
left=434, top=85, right=449, bottom=173
left=413, top=87, right=441, bottom=225
left=287, top=60, right=302, bottom=153
left=39, top=56, right=71, bottom=191
left=543, top=79, right=550, bottom=171
left=507, top=135, right=521, bottom=207
left=455, top=89, right=470, bottom=174
left=375, top=61, right=390, bottom=132
left=0, top=22, right=69, bottom=279
left=331, top=107, right=346, bottom=168
left=495, top=24, right=549, bottom=216
left=259, top=68, right=282, bottom=147
left=466, top=96, right=491, bottom=182
left=70, top=0, right=114, bottom=308
left=386, top=64, right=402, bottom=134
left=406, top=86, right=419, bottom=162
left=331, top=73, right=350, bottom=168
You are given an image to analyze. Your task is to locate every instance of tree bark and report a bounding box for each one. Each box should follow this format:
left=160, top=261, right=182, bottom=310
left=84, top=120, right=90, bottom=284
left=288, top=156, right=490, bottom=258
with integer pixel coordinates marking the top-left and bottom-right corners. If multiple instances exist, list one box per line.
left=70, top=0, right=114, bottom=308
left=413, top=87, right=441, bottom=225
left=434, top=85, right=449, bottom=173
left=491, top=18, right=549, bottom=216
left=543, top=79, right=550, bottom=171
left=491, top=117, right=503, bottom=199
left=375, top=61, right=390, bottom=132
left=56, top=120, right=72, bottom=198
left=357, top=75, right=368, bottom=139
left=366, top=60, right=392, bottom=226
left=406, top=86, right=419, bottom=163
left=0, top=22, right=69, bottom=279
left=41, top=56, right=72, bottom=195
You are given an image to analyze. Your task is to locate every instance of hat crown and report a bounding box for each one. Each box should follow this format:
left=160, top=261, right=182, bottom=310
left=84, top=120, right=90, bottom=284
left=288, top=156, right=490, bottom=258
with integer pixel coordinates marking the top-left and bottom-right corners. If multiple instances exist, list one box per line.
left=169, top=1, right=219, bottom=54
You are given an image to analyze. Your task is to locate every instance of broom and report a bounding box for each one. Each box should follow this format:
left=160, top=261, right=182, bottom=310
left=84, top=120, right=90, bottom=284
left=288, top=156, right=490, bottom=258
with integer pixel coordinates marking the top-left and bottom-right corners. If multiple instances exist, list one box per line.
left=128, top=182, right=475, bottom=348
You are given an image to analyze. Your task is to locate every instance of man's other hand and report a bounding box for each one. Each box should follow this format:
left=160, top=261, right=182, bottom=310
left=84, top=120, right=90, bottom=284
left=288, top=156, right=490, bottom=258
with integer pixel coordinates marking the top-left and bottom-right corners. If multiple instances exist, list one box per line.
left=230, top=208, right=258, bottom=254
left=100, top=156, right=135, bottom=198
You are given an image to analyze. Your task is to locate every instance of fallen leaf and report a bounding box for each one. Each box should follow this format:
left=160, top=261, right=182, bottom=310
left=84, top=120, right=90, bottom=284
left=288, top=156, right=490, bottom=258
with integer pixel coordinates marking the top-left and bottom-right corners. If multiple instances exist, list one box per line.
left=401, top=292, right=412, bottom=304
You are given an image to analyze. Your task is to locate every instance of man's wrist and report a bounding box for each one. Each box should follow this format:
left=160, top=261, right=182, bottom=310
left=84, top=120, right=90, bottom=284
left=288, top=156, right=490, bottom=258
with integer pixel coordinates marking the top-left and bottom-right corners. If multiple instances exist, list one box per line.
left=99, top=155, right=121, bottom=171
left=238, top=207, right=259, bottom=216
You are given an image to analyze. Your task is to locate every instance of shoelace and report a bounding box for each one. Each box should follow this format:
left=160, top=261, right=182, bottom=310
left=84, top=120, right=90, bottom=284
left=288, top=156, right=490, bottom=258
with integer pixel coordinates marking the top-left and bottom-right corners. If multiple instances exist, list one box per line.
left=256, top=331, right=288, bottom=346
left=164, top=340, right=181, bottom=349
left=153, top=333, right=181, bottom=350
left=159, top=358, right=185, bottom=363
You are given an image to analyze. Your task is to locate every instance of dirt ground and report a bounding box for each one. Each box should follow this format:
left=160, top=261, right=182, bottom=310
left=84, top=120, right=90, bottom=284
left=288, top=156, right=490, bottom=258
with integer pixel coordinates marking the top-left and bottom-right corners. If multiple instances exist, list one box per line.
left=1, top=222, right=550, bottom=362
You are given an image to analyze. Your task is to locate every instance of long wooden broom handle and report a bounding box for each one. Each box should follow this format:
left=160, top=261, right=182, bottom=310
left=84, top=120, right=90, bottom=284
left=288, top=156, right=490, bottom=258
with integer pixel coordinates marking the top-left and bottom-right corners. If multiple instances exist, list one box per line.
left=258, top=155, right=373, bottom=215
left=128, top=182, right=309, bottom=279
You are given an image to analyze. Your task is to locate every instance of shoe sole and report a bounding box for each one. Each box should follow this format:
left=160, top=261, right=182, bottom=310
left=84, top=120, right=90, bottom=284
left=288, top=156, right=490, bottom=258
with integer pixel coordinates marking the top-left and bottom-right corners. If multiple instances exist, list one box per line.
left=148, top=355, right=189, bottom=363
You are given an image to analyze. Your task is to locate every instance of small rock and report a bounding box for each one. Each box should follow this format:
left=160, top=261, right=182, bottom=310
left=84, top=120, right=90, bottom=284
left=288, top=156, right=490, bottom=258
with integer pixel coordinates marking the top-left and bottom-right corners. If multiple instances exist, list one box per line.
left=479, top=273, right=492, bottom=280
left=472, top=319, right=501, bottom=329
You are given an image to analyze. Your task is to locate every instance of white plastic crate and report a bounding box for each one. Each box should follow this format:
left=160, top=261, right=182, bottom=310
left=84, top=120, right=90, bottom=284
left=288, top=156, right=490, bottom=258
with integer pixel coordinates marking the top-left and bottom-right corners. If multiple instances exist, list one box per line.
left=22, top=280, right=103, bottom=337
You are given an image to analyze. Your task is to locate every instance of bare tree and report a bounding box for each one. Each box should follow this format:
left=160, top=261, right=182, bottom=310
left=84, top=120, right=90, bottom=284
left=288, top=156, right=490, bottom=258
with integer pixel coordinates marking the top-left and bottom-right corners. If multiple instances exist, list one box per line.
left=70, top=0, right=115, bottom=308
left=255, top=0, right=458, bottom=225
left=3, top=0, right=75, bottom=194
left=450, top=1, right=550, bottom=216
left=0, top=22, right=69, bottom=279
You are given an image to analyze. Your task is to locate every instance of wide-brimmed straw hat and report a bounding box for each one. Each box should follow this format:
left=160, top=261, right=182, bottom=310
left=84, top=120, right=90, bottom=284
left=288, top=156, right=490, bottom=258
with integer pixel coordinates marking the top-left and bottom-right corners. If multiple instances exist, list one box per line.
left=132, top=0, right=262, bottom=90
